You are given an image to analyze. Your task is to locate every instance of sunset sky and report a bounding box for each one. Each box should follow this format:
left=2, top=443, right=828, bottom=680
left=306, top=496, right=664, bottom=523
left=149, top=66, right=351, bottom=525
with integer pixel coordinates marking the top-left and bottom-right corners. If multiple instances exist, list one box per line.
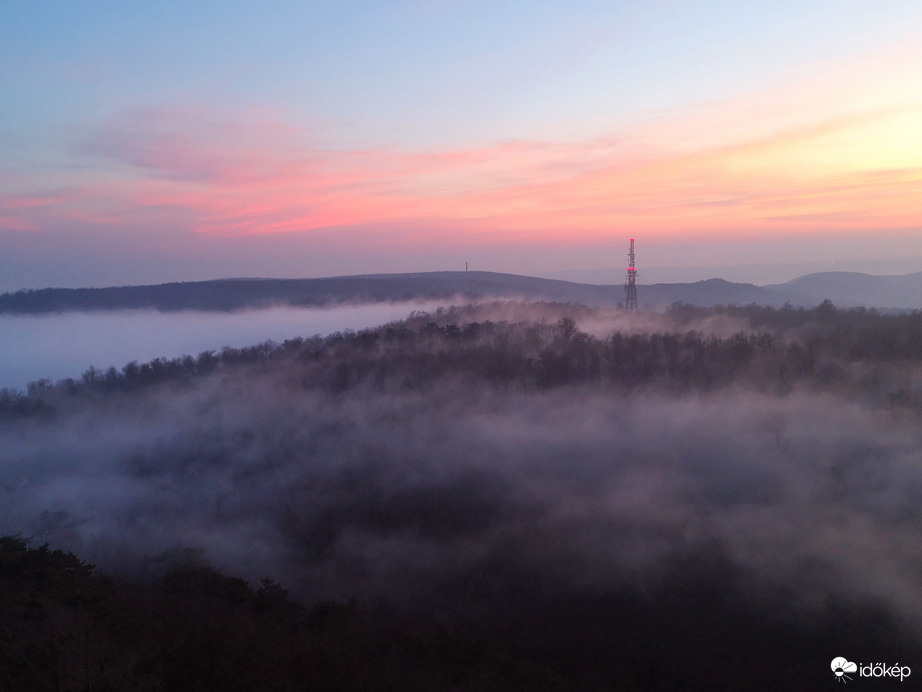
left=2, top=1, right=921, bottom=290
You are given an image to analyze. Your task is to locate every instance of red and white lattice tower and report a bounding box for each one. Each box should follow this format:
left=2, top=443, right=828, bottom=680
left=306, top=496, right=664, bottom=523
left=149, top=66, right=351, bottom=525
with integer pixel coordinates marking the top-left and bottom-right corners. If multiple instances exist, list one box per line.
left=624, top=238, right=638, bottom=311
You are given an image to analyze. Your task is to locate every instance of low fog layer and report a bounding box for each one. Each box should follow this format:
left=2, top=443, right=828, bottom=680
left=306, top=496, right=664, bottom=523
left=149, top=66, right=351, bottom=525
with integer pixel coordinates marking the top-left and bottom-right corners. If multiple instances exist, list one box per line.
left=2, top=301, right=922, bottom=662
left=0, top=301, right=446, bottom=390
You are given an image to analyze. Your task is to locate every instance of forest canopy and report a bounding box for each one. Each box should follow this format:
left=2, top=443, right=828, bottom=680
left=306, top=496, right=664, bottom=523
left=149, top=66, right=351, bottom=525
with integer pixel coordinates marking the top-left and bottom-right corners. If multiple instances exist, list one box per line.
left=2, top=300, right=921, bottom=690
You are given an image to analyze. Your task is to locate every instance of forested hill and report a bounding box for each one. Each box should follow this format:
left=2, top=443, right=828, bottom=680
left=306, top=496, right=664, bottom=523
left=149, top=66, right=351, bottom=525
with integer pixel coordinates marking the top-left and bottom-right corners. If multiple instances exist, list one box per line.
left=0, top=272, right=606, bottom=313
left=1, top=270, right=921, bottom=313
left=3, top=301, right=922, bottom=689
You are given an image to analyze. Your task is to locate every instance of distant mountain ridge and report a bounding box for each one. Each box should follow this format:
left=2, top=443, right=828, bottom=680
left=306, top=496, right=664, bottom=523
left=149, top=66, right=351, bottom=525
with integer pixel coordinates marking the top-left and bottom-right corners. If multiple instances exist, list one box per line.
left=763, top=271, right=922, bottom=309
left=1, top=270, right=921, bottom=313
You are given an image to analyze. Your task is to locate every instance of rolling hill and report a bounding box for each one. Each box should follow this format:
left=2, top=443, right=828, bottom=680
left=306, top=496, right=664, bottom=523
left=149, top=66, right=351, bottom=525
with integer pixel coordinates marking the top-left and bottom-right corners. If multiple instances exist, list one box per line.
left=1, top=270, right=920, bottom=313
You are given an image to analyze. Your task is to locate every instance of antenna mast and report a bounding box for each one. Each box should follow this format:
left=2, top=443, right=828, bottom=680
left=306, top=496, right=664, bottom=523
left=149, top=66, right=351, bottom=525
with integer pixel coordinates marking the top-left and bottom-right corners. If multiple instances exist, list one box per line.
left=624, top=238, right=638, bottom=311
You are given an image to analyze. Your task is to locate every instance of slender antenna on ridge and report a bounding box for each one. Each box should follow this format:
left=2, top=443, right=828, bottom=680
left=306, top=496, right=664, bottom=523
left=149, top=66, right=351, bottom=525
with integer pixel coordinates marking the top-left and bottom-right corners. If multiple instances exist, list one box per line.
left=624, top=238, right=638, bottom=311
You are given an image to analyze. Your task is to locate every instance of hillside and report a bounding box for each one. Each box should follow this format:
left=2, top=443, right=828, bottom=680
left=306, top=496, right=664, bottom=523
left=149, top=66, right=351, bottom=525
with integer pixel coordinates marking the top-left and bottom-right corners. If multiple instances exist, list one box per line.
left=764, top=271, right=922, bottom=308
left=1, top=270, right=921, bottom=313
left=3, top=301, right=922, bottom=690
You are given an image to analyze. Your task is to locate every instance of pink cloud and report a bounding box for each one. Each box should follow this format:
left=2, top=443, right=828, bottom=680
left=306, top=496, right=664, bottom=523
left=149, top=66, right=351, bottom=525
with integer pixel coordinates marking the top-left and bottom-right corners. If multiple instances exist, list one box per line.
left=0, top=215, right=36, bottom=231
left=79, top=106, right=304, bottom=184
left=10, top=84, right=919, bottom=250
left=2, top=191, right=75, bottom=211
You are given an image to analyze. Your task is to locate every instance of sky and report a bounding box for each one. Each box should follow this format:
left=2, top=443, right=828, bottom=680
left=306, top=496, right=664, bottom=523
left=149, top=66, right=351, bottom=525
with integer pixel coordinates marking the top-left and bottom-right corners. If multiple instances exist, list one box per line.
left=1, top=0, right=922, bottom=291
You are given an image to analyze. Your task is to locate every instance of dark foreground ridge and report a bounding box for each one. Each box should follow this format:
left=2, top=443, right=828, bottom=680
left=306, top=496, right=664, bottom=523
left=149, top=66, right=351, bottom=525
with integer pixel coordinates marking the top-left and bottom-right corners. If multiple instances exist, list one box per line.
left=0, top=536, right=566, bottom=691
left=1, top=536, right=915, bottom=691
left=2, top=269, right=921, bottom=312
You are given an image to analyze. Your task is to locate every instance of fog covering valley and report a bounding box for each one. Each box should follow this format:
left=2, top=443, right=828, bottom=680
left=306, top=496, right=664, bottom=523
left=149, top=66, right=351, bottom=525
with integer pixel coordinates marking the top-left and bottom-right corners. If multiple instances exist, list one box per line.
left=3, top=300, right=922, bottom=688
left=0, top=301, right=450, bottom=390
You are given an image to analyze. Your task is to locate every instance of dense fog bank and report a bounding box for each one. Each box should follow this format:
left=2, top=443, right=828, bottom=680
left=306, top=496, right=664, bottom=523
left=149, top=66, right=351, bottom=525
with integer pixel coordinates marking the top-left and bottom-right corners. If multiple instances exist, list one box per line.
left=0, top=301, right=451, bottom=390
left=2, top=300, right=921, bottom=686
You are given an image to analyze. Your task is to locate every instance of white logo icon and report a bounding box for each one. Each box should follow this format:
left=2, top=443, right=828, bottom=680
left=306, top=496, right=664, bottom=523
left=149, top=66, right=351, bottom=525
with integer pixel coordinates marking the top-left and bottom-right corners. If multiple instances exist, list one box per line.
left=831, top=657, right=857, bottom=683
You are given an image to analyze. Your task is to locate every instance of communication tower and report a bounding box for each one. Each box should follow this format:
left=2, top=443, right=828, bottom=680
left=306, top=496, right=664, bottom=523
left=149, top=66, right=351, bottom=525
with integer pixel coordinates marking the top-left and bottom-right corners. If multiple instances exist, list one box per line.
left=624, top=238, right=638, bottom=310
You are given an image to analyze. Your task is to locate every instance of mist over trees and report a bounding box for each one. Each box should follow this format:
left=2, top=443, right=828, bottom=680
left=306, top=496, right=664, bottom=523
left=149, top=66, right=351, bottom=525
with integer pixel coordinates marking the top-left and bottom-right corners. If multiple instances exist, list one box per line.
left=2, top=300, right=922, bottom=689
